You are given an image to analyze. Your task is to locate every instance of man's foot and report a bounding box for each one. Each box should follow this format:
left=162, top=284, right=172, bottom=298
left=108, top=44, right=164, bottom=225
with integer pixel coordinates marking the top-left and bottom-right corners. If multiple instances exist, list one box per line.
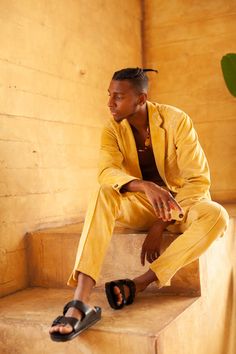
left=49, top=307, right=81, bottom=335
left=49, top=303, right=95, bottom=335
left=105, top=270, right=158, bottom=310
left=49, top=300, right=102, bottom=342
left=113, top=278, right=147, bottom=306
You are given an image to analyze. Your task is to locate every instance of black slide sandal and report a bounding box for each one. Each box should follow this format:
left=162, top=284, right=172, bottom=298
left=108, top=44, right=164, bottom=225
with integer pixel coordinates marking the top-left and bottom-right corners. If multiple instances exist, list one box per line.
left=105, top=279, right=136, bottom=310
left=50, top=300, right=102, bottom=342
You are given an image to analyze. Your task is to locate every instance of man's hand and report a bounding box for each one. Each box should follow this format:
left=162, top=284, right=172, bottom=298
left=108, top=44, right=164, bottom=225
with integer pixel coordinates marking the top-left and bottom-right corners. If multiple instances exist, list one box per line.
left=141, top=220, right=169, bottom=266
left=142, top=181, right=183, bottom=221
left=122, top=179, right=183, bottom=222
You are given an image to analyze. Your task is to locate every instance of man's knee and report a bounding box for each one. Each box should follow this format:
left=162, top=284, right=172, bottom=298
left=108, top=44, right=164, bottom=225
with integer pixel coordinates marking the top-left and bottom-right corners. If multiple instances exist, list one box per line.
left=189, top=200, right=229, bottom=235
left=213, top=203, right=229, bottom=235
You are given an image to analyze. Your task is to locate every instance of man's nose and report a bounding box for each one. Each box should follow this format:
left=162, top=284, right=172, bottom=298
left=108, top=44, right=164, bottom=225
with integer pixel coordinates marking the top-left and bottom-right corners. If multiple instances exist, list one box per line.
left=108, top=96, right=115, bottom=108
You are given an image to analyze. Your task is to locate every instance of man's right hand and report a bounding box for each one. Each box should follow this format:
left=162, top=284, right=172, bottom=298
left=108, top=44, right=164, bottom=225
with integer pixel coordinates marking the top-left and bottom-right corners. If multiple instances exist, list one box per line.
left=122, top=179, right=183, bottom=222
left=142, top=181, right=183, bottom=221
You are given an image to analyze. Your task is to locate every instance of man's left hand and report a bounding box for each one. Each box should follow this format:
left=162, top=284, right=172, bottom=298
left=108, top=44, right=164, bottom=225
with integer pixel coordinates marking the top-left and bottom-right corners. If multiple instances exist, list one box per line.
left=141, top=220, right=171, bottom=266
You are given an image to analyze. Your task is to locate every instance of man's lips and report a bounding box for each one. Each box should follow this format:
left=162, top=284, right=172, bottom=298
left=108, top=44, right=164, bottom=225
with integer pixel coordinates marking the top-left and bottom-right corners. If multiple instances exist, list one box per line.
left=110, top=110, right=117, bottom=116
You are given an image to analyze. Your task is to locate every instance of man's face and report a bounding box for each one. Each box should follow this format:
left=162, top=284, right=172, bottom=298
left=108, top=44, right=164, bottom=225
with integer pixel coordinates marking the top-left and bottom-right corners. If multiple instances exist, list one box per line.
left=107, top=80, right=143, bottom=123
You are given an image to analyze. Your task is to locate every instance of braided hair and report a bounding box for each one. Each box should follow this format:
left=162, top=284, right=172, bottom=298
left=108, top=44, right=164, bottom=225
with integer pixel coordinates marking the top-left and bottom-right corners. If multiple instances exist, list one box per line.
left=112, top=67, right=158, bottom=93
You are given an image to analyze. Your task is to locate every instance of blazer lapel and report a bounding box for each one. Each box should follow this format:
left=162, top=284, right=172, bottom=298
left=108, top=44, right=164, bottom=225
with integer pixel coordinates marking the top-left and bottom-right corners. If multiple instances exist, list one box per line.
left=120, top=119, right=142, bottom=178
left=147, top=101, right=166, bottom=181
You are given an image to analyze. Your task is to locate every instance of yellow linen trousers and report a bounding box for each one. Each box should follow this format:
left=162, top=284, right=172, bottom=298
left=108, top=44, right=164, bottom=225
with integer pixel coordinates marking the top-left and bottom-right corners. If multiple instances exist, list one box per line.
left=67, top=184, right=229, bottom=288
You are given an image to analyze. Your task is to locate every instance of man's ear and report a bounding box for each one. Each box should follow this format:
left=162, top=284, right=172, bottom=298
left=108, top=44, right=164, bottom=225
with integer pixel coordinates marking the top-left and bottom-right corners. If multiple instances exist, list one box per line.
left=138, top=92, right=147, bottom=106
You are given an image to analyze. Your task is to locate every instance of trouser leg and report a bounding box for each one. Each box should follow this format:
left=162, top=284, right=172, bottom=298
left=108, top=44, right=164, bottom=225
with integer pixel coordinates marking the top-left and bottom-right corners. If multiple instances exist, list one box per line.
left=150, top=200, right=229, bottom=287
left=67, top=187, right=157, bottom=287
left=67, top=185, right=121, bottom=287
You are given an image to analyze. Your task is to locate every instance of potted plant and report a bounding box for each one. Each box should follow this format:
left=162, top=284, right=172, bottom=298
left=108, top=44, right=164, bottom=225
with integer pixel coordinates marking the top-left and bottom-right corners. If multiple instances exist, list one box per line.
left=221, top=53, right=236, bottom=97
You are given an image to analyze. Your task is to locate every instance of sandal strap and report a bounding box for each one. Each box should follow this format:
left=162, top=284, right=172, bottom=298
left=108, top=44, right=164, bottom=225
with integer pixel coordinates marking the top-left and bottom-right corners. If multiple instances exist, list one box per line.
left=63, top=300, right=91, bottom=317
left=123, top=279, right=136, bottom=305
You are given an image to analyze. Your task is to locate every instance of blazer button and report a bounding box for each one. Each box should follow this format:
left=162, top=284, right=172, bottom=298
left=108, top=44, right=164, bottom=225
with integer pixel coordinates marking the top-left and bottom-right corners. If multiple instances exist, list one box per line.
left=114, top=184, right=119, bottom=188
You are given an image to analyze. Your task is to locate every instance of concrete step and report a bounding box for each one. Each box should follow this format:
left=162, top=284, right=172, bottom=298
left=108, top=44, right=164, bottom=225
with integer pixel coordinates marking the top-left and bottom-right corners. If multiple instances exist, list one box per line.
left=1, top=204, right=235, bottom=354
left=26, top=224, right=200, bottom=296
left=0, top=286, right=198, bottom=354
left=1, top=212, right=235, bottom=354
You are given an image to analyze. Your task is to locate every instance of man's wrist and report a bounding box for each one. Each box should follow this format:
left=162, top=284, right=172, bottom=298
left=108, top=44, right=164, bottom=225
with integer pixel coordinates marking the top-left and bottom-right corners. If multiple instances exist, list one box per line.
left=153, top=219, right=172, bottom=230
left=122, top=179, right=147, bottom=193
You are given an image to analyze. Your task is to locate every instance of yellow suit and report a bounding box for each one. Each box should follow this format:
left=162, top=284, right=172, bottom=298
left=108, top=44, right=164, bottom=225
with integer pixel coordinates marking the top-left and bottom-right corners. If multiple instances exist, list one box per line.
left=68, top=102, right=229, bottom=288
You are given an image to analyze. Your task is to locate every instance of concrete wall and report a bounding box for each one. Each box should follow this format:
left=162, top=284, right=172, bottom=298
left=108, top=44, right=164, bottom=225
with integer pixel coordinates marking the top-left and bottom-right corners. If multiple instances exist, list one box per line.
left=0, top=0, right=142, bottom=297
left=143, top=0, right=236, bottom=202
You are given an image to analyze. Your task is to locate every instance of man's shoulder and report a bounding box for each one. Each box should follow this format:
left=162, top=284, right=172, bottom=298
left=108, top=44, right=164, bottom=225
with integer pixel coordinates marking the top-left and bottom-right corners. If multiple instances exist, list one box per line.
left=150, top=101, right=188, bottom=118
left=149, top=102, right=191, bottom=131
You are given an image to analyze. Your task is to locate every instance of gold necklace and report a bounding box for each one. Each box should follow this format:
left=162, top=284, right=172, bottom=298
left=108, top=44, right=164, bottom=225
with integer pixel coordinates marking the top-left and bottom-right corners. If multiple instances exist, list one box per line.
left=137, top=125, right=151, bottom=152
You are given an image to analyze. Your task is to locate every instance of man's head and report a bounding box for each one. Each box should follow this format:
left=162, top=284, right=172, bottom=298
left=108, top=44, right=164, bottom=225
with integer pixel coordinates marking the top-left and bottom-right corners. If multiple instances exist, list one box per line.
left=108, top=67, right=158, bottom=123
left=112, top=67, right=157, bottom=94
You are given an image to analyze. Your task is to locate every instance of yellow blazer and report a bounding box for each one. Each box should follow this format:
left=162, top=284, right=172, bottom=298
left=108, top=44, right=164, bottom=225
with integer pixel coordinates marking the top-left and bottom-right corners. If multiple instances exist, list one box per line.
left=98, top=101, right=211, bottom=211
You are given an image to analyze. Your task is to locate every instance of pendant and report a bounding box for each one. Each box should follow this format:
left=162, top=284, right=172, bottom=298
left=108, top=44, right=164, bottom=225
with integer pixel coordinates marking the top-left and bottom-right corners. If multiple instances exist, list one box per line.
left=137, top=125, right=151, bottom=152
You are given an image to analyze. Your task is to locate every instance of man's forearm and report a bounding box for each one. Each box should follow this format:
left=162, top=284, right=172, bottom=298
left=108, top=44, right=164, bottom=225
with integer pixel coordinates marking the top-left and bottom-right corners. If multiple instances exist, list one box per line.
left=121, top=179, right=149, bottom=193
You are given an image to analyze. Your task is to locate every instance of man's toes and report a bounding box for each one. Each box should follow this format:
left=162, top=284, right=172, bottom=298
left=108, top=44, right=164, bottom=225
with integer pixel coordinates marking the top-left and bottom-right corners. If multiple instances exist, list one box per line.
left=49, top=324, right=73, bottom=334
left=113, top=286, right=120, bottom=296
left=59, top=324, right=73, bottom=334
left=113, top=286, right=122, bottom=304
left=49, top=325, right=60, bottom=333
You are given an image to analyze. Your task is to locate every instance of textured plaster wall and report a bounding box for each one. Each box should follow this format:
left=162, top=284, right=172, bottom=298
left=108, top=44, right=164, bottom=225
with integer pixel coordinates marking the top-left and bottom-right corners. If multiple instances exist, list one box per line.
left=143, top=0, right=236, bottom=202
left=0, top=0, right=142, bottom=297
left=1, top=0, right=235, bottom=299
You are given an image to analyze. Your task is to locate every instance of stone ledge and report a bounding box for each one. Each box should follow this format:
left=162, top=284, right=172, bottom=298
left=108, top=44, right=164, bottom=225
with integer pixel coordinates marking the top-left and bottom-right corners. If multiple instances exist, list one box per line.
left=0, top=287, right=198, bottom=354
left=26, top=223, right=200, bottom=296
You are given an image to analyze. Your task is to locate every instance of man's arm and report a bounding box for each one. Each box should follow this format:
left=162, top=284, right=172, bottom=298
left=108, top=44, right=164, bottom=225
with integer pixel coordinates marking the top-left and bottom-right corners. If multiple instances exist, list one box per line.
left=98, top=123, right=138, bottom=193
left=98, top=122, right=183, bottom=221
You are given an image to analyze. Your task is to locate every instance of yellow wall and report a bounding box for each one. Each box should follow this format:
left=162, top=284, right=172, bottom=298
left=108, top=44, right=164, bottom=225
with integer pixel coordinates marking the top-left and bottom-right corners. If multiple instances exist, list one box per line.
left=0, top=0, right=142, bottom=297
left=143, top=0, right=236, bottom=202
left=1, top=0, right=235, bottom=298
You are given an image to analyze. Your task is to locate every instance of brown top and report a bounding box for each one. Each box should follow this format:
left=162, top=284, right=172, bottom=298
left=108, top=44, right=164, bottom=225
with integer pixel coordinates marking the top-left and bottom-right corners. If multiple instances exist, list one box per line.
left=137, top=148, right=165, bottom=186
left=130, top=122, right=165, bottom=186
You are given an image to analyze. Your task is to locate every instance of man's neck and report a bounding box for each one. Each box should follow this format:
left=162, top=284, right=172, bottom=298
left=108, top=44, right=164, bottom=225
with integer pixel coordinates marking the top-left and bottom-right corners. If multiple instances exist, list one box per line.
left=128, top=104, right=148, bottom=132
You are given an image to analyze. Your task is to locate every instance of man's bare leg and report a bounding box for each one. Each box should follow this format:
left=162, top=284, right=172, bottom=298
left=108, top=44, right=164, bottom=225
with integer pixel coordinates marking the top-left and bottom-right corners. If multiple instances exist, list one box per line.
left=49, top=272, right=96, bottom=335
left=49, top=268, right=158, bottom=335
left=112, top=220, right=164, bottom=305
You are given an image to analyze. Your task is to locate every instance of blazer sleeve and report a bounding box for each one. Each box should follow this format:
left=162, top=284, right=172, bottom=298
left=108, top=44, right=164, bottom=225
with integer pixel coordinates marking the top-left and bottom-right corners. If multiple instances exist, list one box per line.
left=174, top=113, right=211, bottom=207
left=97, top=123, right=139, bottom=194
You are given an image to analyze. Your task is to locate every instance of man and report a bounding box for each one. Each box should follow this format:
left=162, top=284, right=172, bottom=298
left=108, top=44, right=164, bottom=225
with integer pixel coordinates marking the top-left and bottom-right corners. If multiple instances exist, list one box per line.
left=49, top=67, right=229, bottom=342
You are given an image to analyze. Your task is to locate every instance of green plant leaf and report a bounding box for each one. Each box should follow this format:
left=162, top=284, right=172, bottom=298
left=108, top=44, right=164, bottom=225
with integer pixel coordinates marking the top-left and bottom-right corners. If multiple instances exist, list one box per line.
left=221, top=53, right=236, bottom=97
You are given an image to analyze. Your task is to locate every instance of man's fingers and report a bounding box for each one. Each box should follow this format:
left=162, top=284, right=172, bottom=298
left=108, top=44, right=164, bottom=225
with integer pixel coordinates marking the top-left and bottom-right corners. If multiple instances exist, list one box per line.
left=162, top=200, right=172, bottom=221
left=153, top=199, right=164, bottom=219
left=168, top=196, right=183, bottom=212
left=146, top=252, right=152, bottom=263
left=152, top=201, right=160, bottom=218
left=155, top=200, right=170, bottom=221
left=141, top=248, right=146, bottom=266
left=150, top=252, right=158, bottom=262
left=148, top=251, right=160, bottom=263
left=151, top=193, right=183, bottom=221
